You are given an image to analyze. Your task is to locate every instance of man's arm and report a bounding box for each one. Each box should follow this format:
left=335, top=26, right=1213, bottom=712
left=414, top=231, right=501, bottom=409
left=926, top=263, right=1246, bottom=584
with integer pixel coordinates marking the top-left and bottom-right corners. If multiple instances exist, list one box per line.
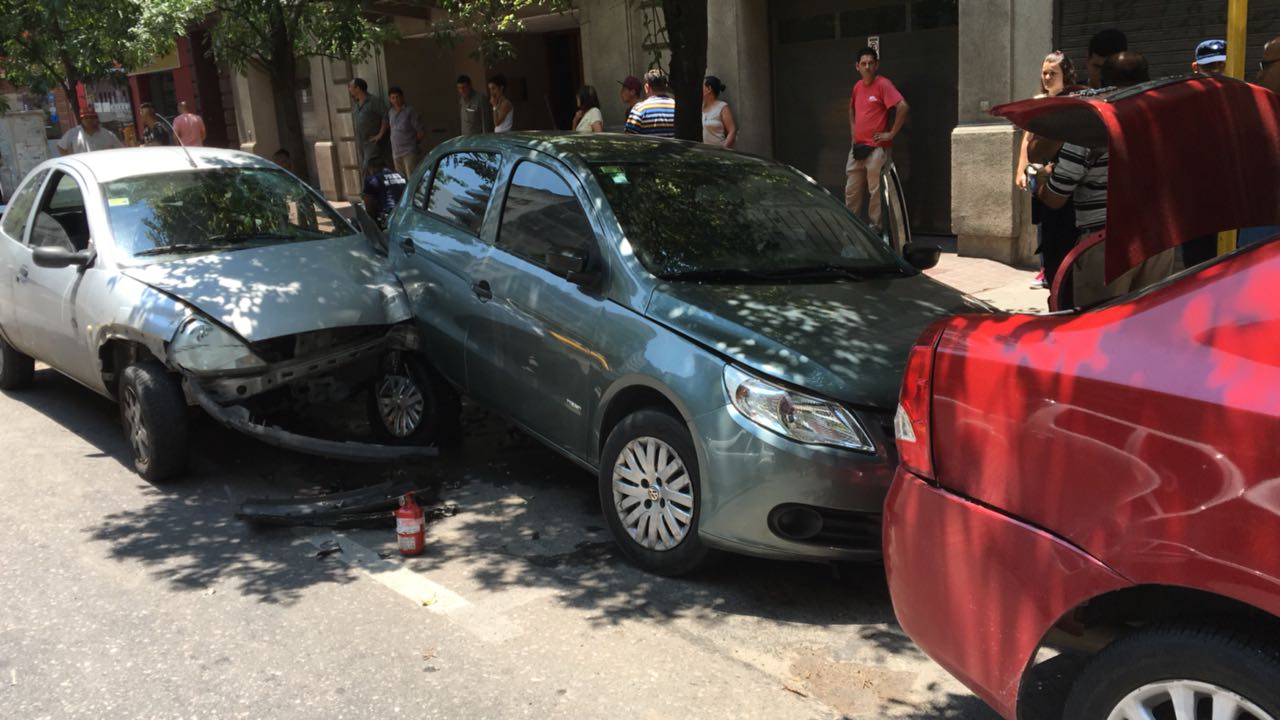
left=849, top=101, right=856, bottom=143
left=1027, top=134, right=1063, bottom=164
left=1037, top=172, right=1069, bottom=209
left=877, top=99, right=909, bottom=143
left=1037, top=142, right=1088, bottom=210
left=624, top=106, right=642, bottom=134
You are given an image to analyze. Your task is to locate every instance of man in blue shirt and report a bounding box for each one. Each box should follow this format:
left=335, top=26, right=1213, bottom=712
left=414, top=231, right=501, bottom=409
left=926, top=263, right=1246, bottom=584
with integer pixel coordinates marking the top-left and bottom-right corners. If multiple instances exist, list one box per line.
left=361, top=160, right=407, bottom=229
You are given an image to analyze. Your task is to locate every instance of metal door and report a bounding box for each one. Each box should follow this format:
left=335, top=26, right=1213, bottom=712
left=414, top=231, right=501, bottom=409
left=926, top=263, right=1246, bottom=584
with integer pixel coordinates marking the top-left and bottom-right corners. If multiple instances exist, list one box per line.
left=769, top=0, right=958, bottom=235
left=1056, top=0, right=1280, bottom=80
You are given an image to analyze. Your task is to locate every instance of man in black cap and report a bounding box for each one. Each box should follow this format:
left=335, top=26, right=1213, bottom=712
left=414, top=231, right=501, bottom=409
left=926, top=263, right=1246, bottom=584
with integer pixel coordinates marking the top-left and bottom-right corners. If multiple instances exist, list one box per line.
left=619, top=75, right=645, bottom=116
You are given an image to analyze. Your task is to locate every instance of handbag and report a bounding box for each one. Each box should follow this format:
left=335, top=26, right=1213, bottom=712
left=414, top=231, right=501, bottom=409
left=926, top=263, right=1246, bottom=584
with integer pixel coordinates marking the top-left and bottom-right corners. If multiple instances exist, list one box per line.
left=852, top=143, right=876, bottom=161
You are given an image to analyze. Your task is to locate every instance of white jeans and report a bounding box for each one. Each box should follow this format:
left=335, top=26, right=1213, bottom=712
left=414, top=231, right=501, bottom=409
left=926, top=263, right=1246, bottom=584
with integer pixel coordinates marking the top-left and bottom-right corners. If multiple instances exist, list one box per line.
left=845, top=146, right=890, bottom=227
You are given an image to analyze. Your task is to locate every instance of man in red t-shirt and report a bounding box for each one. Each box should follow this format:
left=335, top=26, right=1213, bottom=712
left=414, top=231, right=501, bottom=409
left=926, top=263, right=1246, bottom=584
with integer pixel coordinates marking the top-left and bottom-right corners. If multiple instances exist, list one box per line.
left=845, top=47, right=909, bottom=230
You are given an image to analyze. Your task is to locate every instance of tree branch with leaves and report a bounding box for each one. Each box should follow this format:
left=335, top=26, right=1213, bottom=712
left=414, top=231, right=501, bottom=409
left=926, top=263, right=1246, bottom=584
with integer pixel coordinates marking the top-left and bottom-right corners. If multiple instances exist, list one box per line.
left=430, top=0, right=575, bottom=65
left=0, top=0, right=174, bottom=119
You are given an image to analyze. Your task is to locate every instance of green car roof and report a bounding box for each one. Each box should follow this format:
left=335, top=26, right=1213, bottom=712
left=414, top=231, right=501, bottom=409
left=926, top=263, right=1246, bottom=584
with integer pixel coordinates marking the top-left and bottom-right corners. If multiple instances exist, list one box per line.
left=441, top=131, right=774, bottom=168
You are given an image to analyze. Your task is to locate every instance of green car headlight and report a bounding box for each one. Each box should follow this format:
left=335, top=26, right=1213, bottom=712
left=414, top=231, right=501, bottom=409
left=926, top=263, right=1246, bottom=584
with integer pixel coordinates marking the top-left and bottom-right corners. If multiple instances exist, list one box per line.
left=723, top=364, right=874, bottom=452
left=169, top=316, right=266, bottom=374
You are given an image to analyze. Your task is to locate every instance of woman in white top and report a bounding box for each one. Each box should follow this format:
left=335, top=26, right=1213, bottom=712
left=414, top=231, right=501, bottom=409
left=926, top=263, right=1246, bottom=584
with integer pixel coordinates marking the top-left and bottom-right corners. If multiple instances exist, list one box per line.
left=488, top=74, right=514, bottom=133
left=572, top=86, right=604, bottom=133
left=701, top=76, right=737, bottom=148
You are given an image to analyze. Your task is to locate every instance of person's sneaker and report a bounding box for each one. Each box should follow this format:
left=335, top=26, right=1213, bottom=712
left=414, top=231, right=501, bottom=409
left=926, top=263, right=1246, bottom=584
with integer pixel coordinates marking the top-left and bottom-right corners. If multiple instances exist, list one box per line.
left=1029, top=270, right=1048, bottom=289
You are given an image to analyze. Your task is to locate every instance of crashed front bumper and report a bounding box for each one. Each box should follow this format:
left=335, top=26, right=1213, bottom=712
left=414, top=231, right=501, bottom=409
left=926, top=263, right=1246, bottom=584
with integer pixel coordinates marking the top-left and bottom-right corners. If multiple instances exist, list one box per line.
left=180, top=324, right=436, bottom=463
left=196, top=325, right=418, bottom=403
left=187, top=378, right=437, bottom=463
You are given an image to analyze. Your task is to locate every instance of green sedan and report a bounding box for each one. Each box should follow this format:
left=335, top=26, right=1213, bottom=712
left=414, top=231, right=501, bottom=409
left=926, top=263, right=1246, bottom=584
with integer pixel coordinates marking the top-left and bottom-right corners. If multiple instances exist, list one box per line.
left=383, top=133, right=986, bottom=575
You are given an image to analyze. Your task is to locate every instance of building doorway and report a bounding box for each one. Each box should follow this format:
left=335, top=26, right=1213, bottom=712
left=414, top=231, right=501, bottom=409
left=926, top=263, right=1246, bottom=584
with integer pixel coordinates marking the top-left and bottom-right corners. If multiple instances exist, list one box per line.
left=544, top=29, right=583, bottom=130
left=769, top=0, right=958, bottom=235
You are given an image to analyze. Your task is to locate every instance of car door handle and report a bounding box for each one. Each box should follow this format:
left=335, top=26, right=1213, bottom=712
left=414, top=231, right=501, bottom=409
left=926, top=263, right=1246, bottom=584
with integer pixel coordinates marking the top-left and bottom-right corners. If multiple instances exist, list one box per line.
left=400, top=236, right=414, bottom=254
left=16, top=266, right=28, bottom=283
left=471, top=280, right=492, bottom=301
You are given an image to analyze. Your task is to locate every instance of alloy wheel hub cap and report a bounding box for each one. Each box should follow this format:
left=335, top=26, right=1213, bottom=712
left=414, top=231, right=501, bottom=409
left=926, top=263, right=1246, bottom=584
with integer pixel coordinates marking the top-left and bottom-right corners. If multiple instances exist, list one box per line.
left=123, top=388, right=148, bottom=462
left=612, top=436, right=694, bottom=552
left=377, top=374, right=424, bottom=438
left=1108, top=679, right=1275, bottom=720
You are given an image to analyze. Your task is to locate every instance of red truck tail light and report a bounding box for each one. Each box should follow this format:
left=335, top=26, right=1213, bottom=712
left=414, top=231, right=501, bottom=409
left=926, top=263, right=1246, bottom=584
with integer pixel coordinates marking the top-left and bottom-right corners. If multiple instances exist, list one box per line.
left=895, top=319, right=948, bottom=481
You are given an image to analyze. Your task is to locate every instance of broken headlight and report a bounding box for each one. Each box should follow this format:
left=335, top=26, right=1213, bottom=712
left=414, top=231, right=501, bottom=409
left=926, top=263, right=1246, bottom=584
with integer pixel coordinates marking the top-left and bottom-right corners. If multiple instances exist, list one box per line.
left=169, top=316, right=266, bottom=374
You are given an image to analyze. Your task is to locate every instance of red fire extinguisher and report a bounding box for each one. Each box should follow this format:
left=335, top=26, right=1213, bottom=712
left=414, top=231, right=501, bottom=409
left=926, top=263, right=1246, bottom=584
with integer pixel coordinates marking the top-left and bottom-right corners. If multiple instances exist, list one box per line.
left=394, top=492, right=426, bottom=556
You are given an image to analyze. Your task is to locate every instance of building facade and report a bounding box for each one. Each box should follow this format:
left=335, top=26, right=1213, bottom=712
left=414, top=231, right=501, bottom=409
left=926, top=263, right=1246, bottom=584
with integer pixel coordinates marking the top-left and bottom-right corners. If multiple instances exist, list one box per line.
left=225, top=0, right=1280, bottom=263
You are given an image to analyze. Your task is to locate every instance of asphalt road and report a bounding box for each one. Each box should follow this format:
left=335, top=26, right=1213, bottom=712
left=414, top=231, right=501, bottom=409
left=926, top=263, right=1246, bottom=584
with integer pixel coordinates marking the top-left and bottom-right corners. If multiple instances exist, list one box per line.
left=0, top=367, right=1003, bottom=719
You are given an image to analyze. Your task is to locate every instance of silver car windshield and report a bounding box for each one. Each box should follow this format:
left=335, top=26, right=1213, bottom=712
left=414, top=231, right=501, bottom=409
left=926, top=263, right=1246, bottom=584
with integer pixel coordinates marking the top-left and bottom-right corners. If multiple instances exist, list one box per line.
left=591, top=158, right=899, bottom=280
left=103, top=168, right=353, bottom=262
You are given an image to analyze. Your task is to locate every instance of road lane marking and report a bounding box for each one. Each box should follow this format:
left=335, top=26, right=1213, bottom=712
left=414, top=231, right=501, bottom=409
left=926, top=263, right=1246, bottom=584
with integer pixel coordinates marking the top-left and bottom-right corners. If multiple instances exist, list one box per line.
left=300, top=530, right=469, bottom=611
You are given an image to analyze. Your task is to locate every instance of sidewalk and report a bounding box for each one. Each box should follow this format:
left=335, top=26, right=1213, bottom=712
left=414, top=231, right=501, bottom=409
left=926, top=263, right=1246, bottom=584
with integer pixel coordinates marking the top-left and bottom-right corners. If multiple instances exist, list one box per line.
left=924, top=253, right=1048, bottom=312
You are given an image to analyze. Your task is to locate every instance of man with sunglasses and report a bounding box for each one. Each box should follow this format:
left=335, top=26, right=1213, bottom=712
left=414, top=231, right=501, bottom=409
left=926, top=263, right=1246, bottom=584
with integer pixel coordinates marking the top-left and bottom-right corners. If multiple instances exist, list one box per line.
left=1258, top=37, right=1280, bottom=94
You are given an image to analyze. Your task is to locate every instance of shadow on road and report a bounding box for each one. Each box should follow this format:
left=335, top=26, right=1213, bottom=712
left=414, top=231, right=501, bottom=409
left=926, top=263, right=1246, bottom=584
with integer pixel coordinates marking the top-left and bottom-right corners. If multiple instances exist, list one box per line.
left=9, top=372, right=1006, bottom=718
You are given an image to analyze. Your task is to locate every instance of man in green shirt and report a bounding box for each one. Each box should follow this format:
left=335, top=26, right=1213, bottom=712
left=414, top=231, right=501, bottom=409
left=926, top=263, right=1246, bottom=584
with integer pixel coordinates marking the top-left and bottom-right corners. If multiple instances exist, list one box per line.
left=349, top=78, right=390, bottom=170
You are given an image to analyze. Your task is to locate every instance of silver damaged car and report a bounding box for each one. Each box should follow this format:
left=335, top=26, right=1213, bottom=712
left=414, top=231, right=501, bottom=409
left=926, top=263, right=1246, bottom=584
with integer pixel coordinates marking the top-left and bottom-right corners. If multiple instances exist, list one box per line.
left=0, top=148, right=449, bottom=481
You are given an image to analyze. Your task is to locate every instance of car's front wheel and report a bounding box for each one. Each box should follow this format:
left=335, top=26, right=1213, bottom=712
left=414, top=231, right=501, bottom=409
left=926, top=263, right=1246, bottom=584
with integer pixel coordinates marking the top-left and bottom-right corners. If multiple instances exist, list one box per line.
left=119, top=362, right=189, bottom=482
left=598, top=409, right=713, bottom=576
left=0, top=335, right=35, bottom=391
left=367, top=352, right=460, bottom=447
left=1063, top=623, right=1280, bottom=720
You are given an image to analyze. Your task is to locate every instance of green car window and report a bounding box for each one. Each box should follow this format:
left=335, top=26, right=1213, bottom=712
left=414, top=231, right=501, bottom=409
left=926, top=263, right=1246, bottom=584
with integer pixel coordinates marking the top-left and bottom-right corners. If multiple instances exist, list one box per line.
left=498, top=162, right=596, bottom=268
left=425, top=152, right=501, bottom=235
left=591, top=157, right=897, bottom=278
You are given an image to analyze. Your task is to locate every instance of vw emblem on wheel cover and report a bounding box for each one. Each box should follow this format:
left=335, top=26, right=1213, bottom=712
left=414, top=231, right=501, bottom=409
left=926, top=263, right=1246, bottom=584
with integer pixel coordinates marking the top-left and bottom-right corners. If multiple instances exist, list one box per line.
left=612, top=436, right=695, bottom=552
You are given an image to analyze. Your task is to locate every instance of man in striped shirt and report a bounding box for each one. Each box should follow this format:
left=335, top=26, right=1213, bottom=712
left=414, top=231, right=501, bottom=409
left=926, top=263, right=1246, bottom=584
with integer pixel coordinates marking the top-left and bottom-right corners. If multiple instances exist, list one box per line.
left=1038, top=52, right=1173, bottom=306
left=625, top=68, right=676, bottom=138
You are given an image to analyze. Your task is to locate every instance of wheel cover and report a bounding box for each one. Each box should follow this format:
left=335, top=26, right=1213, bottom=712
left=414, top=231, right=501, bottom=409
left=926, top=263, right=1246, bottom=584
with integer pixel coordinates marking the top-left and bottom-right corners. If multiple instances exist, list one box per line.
left=611, top=436, right=695, bottom=551
left=121, top=386, right=150, bottom=466
left=1107, top=679, right=1275, bottom=720
left=375, top=373, right=425, bottom=438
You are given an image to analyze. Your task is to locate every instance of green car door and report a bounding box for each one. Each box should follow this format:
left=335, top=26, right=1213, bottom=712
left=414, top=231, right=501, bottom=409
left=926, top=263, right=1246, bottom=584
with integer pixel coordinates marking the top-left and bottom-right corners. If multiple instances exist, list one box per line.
left=393, top=150, right=504, bottom=392
left=467, top=155, right=608, bottom=461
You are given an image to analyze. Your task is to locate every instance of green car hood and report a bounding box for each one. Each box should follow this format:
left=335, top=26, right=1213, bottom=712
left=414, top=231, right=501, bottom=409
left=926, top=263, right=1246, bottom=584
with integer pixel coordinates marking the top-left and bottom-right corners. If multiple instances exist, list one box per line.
left=647, top=275, right=986, bottom=409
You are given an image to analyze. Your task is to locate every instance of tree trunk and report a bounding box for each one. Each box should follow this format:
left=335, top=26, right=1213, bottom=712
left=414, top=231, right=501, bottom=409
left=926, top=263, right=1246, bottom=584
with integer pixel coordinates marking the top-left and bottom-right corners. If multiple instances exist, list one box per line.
left=49, top=14, right=81, bottom=120
left=266, top=2, right=309, bottom=182
left=661, top=0, right=708, bottom=142
left=60, top=78, right=81, bottom=122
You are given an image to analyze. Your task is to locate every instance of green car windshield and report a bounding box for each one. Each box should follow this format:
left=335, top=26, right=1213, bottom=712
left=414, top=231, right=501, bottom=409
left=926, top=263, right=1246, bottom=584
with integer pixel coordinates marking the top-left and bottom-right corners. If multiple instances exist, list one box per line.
left=591, top=157, right=899, bottom=279
left=103, top=167, right=352, bottom=262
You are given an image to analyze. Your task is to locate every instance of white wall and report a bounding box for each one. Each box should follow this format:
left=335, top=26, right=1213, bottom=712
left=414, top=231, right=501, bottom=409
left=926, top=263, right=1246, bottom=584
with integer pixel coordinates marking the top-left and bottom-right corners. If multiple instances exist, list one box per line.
left=707, top=0, right=771, bottom=156
left=951, top=0, right=1052, bottom=264
left=0, top=111, right=49, bottom=195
